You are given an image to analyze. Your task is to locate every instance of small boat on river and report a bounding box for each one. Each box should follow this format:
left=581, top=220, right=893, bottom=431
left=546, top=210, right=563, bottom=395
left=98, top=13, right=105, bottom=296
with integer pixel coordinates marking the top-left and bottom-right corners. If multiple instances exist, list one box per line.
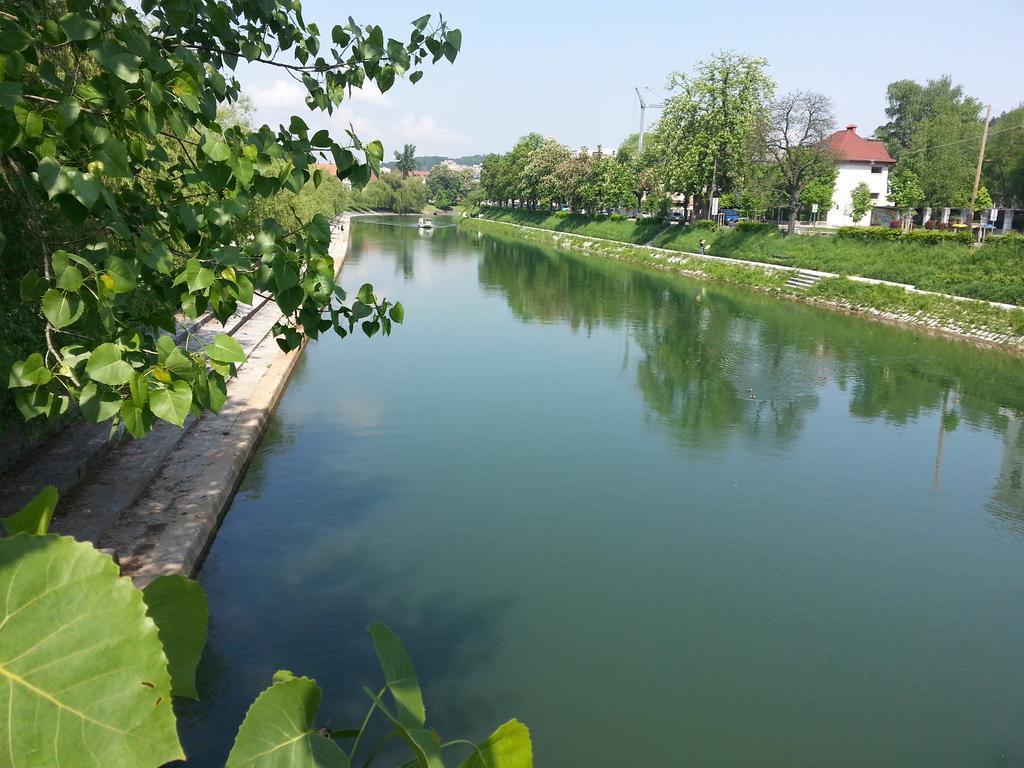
left=417, top=217, right=434, bottom=229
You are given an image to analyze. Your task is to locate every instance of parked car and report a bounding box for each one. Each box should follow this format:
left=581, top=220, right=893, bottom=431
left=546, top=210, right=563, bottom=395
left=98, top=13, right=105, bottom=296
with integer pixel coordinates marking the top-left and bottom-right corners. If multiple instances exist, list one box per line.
left=666, top=211, right=684, bottom=222
left=722, top=209, right=742, bottom=226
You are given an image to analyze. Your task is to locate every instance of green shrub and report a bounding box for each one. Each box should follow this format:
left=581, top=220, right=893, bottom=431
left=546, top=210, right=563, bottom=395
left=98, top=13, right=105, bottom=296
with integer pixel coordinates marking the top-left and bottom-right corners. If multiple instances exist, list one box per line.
left=735, top=221, right=777, bottom=235
left=836, top=226, right=973, bottom=245
left=693, top=219, right=719, bottom=230
left=609, top=213, right=626, bottom=221
left=553, top=210, right=571, bottom=218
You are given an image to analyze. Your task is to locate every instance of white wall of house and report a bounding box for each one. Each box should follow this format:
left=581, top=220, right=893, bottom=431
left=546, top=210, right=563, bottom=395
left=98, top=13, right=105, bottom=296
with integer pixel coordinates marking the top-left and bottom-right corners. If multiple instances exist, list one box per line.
left=825, top=161, right=892, bottom=227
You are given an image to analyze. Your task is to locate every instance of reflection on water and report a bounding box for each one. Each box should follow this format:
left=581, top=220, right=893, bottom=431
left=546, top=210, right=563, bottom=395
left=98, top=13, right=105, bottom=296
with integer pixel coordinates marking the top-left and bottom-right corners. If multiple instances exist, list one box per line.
left=179, top=217, right=1024, bottom=768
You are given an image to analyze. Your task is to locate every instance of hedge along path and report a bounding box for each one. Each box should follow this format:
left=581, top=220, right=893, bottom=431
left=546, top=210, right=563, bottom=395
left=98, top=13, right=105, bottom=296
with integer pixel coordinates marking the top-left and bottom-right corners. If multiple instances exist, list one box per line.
left=463, top=217, right=1024, bottom=351
left=50, top=215, right=365, bottom=586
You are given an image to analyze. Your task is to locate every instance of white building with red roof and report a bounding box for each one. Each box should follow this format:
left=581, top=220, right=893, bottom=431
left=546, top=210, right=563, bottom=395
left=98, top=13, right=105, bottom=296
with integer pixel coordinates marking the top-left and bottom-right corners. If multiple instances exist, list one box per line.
left=823, top=124, right=896, bottom=227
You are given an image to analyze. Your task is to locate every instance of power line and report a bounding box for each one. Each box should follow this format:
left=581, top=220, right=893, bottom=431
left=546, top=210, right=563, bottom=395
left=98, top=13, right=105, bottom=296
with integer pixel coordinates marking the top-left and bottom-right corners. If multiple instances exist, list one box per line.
left=891, top=121, right=1023, bottom=158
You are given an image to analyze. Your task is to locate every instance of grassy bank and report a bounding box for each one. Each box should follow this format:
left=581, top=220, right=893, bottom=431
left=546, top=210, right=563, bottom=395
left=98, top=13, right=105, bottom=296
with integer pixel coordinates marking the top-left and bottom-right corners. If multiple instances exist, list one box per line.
left=480, top=208, right=669, bottom=244
left=462, top=216, right=1024, bottom=346
left=650, top=224, right=1024, bottom=306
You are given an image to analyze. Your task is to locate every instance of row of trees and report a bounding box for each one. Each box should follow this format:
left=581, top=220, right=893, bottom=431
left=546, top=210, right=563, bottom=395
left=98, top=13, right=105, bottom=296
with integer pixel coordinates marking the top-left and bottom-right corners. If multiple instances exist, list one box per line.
left=481, top=54, right=1021, bottom=233
left=480, top=54, right=844, bottom=233
left=479, top=134, right=664, bottom=217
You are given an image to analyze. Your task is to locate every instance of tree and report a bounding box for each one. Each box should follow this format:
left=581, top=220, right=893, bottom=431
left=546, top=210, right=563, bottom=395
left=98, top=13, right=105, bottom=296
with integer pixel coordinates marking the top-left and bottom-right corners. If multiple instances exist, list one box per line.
left=875, top=77, right=983, bottom=208
left=480, top=152, right=509, bottom=206
left=380, top=170, right=406, bottom=190
left=654, top=52, right=774, bottom=218
left=356, top=179, right=397, bottom=209
left=394, top=178, right=428, bottom=213
left=765, top=91, right=837, bottom=233
left=425, top=163, right=474, bottom=208
left=850, top=182, right=873, bottom=223
left=394, top=143, right=418, bottom=177
left=889, top=168, right=925, bottom=230
left=522, top=138, right=572, bottom=208
left=554, top=148, right=592, bottom=212
left=732, top=161, right=786, bottom=221
left=501, top=133, right=544, bottom=208
left=982, top=105, right=1024, bottom=208
left=1, top=0, right=462, bottom=437
left=800, top=165, right=838, bottom=218
left=618, top=135, right=662, bottom=211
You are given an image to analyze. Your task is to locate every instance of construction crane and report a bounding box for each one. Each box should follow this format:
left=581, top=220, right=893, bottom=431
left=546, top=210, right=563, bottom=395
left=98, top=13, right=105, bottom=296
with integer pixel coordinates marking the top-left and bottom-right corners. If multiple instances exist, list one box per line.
left=635, top=87, right=665, bottom=154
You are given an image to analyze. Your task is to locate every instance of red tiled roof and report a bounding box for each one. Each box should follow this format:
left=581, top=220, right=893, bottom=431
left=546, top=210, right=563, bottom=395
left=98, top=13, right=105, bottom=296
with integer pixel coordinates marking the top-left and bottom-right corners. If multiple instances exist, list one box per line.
left=824, top=124, right=896, bottom=164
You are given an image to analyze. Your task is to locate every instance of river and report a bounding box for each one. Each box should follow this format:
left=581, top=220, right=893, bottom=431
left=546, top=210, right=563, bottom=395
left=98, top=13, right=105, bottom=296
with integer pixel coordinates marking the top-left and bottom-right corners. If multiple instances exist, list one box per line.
left=177, top=215, right=1024, bottom=767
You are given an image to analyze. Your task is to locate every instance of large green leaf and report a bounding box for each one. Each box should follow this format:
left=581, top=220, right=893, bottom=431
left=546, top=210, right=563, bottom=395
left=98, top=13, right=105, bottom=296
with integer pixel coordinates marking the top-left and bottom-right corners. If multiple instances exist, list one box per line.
left=8, top=352, right=51, bottom=387
left=225, top=675, right=349, bottom=768
left=59, top=12, right=101, bottom=41
left=178, top=258, right=215, bottom=293
left=141, top=575, right=207, bottom=699
left=150, top=380, right=192, bottom=426
left=85, top=343, right=134, bottom=385
left=52, top=250, right=84, bottom=291
left=80, top=381, right=121, bottom=422
left=362, top=688, right=443, bottom=768
left=0, top=534, right=182, bottom=767
left=368, top=622, right=426, bottom=729
left=203, top=333, right=245, bottom=363
left=2, top=485, right=57, bottom=536
left=458, top=720, right=532, bottom=768
left=41, top=288, right=84, bottom=329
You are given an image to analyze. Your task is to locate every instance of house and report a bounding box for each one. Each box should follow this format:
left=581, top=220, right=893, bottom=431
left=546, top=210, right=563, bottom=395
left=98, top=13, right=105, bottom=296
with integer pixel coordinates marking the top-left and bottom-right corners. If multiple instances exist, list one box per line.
left=823, top=124, right=896, bottom=227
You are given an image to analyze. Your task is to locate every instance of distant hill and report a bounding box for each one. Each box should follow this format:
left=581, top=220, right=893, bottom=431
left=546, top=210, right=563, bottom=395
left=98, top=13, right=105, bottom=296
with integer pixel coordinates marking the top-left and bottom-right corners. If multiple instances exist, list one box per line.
left=383, top=155, right=486, bottom=171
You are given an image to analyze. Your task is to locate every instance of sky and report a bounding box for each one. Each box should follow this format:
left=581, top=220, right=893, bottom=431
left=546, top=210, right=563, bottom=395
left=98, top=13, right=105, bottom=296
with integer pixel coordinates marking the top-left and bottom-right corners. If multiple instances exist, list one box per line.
left=238, top=0, right=1024, bottom=159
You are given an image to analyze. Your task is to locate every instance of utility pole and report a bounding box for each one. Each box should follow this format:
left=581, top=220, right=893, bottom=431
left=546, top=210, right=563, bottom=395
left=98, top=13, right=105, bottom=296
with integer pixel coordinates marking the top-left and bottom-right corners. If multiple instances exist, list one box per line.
left=968, top=103, right=992, bottom=238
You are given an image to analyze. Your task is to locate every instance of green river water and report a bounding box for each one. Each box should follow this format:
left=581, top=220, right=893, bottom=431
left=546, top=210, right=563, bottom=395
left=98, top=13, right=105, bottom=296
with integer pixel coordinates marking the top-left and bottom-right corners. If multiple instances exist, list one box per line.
left=177, top=216, right=1024, bottom=767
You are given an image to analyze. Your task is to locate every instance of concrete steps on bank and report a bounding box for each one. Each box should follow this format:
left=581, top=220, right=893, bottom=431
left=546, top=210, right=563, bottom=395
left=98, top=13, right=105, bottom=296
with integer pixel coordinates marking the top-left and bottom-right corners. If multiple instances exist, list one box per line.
left=786, top=270, right=825, bottom=290
left=0, top=295, right=273, bottom=524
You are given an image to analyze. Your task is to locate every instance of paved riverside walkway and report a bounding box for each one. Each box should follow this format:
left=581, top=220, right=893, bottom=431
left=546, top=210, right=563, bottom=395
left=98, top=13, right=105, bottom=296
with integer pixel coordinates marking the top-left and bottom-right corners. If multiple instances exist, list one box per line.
left=2, top=214, right=359, bottom=586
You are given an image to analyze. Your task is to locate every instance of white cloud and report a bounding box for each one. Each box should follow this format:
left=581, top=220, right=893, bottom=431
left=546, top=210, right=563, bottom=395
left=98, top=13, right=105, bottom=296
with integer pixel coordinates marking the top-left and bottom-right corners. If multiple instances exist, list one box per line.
left=249, top=80, right=306, bottom=110
left=394, top=113, right=471, bottom=148
left=346, top=84, right=393, bottom=109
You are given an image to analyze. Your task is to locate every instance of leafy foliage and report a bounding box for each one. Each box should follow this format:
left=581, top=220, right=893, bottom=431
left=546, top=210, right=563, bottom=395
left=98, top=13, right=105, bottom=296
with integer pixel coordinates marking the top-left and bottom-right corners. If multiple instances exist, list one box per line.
left=226, top=674, right=349, bottom=767
left=875, top=77, right=984, bottom=207
left=0, top=491, right=531, bottom=767
left=889, top=168, right=925, bottom=219
left=393, top=143, right=418, bottom=177
left=982, top=106, right=1024, bottom=208
left=141, top=575, right=208, bottom=699
left=652, top=52, right=773, bottom=217
left=0, top=0, right=461, bottom=437
left=850, top=182, right=873, bottom=223
left=765, top=90, right=837, bottom=233
left=0, top=533, right=182, bottom=767
left=425, top=163, right=475, bottom=208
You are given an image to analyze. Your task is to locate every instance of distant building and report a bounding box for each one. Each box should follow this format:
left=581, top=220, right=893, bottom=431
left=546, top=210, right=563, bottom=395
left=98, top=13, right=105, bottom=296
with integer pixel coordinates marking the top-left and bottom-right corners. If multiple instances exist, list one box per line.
left=823, top=124, right=896, bottom=227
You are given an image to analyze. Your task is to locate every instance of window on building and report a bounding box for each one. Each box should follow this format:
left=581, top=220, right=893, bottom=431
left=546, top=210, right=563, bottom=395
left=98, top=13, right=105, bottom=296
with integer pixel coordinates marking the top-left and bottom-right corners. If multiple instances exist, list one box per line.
left=871, top=166, right=882, bottom=174
left=870, top=193, right=879, bottom=200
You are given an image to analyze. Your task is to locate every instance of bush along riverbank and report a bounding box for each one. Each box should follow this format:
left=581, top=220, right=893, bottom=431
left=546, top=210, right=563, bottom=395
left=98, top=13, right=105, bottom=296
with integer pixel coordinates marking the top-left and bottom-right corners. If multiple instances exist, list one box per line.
left=460, top=217, right=1024, bottom=350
